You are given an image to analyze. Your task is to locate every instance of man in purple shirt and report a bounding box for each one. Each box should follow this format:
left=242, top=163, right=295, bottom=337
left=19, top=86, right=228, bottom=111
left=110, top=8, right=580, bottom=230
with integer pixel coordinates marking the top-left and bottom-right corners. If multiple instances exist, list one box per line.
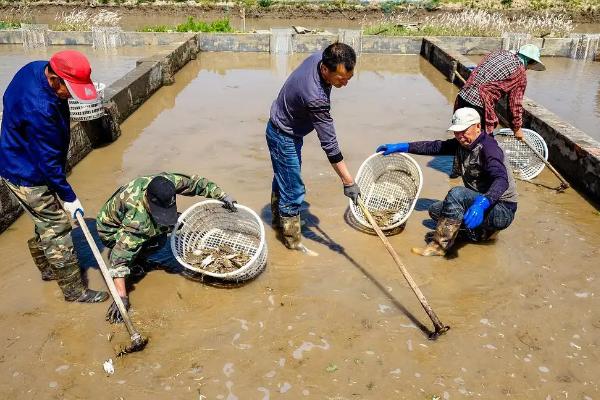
left=376, top=108, right=518, bottom=257
left=267, top=42, right=360, bottom=255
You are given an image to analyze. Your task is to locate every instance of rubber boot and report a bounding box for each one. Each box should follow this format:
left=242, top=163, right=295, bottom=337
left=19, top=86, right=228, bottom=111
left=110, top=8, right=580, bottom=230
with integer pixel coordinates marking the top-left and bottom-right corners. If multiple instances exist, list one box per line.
left=412, top=217, right=462, bottom=257
left=27, top=238, right=56, bottom=281
left=280, top=215, right=318, bottom=257
left=271, top=191, right=281, bottom=228
left=55, top=256, right=109, bottom=303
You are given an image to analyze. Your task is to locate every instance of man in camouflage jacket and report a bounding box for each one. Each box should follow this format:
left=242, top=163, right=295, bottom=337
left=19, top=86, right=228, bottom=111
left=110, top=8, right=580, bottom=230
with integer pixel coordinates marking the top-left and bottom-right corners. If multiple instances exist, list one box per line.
left=96, top=172, right=236, bottom=323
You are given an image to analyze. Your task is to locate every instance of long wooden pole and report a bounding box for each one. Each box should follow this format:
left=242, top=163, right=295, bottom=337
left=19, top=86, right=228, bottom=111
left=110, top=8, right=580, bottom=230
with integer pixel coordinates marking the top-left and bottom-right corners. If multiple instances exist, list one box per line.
left=357, top=198, right=449, bottom=339
left=75, top=213, right=147, bottom=352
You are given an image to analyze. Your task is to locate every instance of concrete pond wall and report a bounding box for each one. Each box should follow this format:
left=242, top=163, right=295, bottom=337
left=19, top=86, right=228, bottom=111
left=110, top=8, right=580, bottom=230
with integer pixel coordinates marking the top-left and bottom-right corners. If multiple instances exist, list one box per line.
left=0, top=29, right=598, bottom=233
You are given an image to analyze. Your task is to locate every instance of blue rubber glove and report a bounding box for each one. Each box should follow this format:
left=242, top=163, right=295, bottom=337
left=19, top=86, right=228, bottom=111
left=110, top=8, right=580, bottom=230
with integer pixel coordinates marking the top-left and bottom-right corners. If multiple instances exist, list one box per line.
left=376, top=143, right=409, bottom=156
left=463, top=195, right=491, bottom=229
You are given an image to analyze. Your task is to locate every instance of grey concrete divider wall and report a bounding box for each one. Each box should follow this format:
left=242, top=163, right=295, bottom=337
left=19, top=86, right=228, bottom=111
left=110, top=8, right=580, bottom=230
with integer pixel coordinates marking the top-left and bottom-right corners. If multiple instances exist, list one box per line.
left=0, top=29, right=581, bottom=56
left=0, top=36, right=199, bottom=233
left=421, top=37, right=600, bottom=203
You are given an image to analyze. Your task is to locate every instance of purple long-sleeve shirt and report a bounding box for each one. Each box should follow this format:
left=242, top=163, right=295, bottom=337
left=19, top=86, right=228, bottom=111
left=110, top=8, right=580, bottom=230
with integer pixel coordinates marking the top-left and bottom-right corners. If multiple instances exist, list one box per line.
left=408, top=133, right=518, bottom=206
left=269, top=52, right=343, bottom=163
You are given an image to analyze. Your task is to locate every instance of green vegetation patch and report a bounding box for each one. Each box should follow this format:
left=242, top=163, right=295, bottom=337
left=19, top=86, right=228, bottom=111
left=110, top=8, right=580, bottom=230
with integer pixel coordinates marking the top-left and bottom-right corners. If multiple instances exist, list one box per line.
left=140, top=16, right=234, bottom=33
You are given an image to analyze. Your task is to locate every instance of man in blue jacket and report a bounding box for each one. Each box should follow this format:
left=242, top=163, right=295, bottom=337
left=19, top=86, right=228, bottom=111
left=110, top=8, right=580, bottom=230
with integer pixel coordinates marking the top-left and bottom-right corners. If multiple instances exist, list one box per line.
left=267, top=42, right=360, bottom=256
left=376, top=108, right=518, bottom=256
left=0, top=50, right=109, bottom=303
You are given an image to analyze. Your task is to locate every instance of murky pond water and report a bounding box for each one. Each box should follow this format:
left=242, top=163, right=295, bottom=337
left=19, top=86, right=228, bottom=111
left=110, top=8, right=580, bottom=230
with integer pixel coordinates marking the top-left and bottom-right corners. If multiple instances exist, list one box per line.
left=0, top=45, right=156, bottom=112
left=0, top=53, right=599, bottom=399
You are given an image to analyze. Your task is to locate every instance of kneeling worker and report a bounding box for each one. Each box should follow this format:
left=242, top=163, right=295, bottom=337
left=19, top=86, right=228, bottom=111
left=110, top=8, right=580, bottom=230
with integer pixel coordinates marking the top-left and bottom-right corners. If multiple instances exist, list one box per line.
left=96, top=172, right=236, bottom=323
left=376, top=108, right=518, bottom=256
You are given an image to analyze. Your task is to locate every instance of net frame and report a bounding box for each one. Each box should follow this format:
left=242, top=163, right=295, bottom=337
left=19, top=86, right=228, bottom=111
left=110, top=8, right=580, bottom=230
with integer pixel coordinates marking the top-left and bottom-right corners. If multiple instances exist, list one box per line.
left=170, top=200, right=267, bottom=281
left=349, top=152, right=423, bottom=231
left=68, top=82, right=105, bottom=122
left=494, top=128, right=548, bottom=180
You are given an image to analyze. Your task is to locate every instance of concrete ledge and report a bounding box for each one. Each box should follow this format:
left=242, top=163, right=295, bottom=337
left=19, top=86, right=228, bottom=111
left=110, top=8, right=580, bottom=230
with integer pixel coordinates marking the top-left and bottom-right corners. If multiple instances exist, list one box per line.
left=420, top=37, right=600, bottom=203
left=293, top=34, right=337, bottom=53
left=197, top=33, right=270, bottom=52
left=0, top=36, right=199, bottom=233
left=361, top=36, right=423, bottom=54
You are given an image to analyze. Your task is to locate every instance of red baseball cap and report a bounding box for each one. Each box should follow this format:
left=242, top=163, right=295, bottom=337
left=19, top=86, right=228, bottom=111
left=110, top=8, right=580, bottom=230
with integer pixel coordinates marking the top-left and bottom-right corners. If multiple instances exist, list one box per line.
left=49, top=50, right=97, bottom=103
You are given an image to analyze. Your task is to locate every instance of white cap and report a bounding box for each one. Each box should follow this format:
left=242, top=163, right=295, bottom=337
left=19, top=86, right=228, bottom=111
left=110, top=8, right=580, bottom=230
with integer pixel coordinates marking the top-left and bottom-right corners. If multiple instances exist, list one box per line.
left=448, top=108, right=481, bottom=132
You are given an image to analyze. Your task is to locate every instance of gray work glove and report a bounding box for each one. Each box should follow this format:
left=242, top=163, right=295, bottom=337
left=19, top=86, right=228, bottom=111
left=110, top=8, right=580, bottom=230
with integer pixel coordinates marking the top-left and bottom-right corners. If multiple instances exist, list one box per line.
left=221, top=195, right=237, bottom=212
left=106, top=296, right=130, bottom=324
left=344, top=183, right=361, bottom=205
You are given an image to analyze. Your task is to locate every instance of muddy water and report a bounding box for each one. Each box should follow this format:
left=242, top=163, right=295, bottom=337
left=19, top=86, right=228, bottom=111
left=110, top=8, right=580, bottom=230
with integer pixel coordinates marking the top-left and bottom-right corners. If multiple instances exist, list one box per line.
left=0, top=45, right=156, bottom=112
left=1, top=53, right=599, bottom=399
left=469, top=54, right=600, bottom=141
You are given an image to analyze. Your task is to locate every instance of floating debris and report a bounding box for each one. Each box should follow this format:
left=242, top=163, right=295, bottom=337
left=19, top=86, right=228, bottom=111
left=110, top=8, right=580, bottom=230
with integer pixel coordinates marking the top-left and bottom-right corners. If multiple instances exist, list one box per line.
left=186, top=244, right=251, bottom=274
left=103, top=359, right=115, bottom=375
left=325, top=363, right=338, bottom=373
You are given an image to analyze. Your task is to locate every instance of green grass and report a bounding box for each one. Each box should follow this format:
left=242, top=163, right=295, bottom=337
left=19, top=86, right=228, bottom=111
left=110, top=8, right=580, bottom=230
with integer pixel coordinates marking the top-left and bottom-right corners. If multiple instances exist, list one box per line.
left=0, top=20, right=21, bottom=29
left=139, top=17, right=233, bottom=33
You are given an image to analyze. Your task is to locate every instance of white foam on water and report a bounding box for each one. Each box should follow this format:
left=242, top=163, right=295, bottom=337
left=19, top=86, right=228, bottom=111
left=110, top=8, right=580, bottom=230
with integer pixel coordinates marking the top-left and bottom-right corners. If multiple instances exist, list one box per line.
left=265, top=370, right=276, bottom=378
left=538, top=366, right=550, bottom=373
left=49, top=381, right=58, bottom=388
left=484, top=344, right=497, bottom=350
left=377, top=304, right=392, bottom=314
left=278, top=358, right=286, bottom=368
left=268, top=295, right=275, bottom=305
left=302, top=389, right=310, bottom=396
left=231, top=333, right=252, bottom=350
left=55, top=365, right=69, bottom=373
left=480, top=319, right=493, bottom=327
left=233, top=319, right=249, bottom=331
left=223, top=363, right=235, bottom=378
left=257, top=387, right=270, bottom=400
left=292, top=339, right=330, bottom=360
left=407, top=340, right=413, bottom=352
left=399, top=323, right=417, bottom=329
left=280, top=382, right=292, bottom=393
left=226, top=381, right=239, bottom=400
left=389, top=368, right=401, bottom=375
left=575, top=292, right=591, bottom=298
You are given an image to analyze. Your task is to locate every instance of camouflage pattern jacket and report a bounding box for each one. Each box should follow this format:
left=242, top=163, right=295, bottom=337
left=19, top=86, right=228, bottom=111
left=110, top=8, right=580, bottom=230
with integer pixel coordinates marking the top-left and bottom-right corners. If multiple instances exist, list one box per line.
left=96, top=172, right=226, bottom=278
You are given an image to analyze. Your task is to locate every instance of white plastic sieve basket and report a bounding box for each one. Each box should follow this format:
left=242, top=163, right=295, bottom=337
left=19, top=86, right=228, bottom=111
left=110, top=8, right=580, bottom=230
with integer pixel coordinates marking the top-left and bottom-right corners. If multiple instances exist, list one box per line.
left=170, top=200, right=267, bottom=281
left=350, top=152, right=423, bottom=231
left=494, top=128, right=548, bottom=180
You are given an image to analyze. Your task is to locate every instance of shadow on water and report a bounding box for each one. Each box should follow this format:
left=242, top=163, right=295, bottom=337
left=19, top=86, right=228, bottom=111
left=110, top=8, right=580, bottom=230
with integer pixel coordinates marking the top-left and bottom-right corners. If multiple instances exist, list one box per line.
left=71, top=218, right=247, bottom=291
left=260, top=201, right=434, bottom=338
left=427, top=155, right=453, bottom=175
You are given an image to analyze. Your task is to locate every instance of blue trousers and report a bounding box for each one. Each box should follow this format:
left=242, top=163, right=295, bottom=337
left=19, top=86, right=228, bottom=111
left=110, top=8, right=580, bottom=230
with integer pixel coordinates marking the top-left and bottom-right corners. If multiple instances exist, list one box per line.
left=266, top=121, right=305, bottom=217
left=429, top=186, right=515, bottom=239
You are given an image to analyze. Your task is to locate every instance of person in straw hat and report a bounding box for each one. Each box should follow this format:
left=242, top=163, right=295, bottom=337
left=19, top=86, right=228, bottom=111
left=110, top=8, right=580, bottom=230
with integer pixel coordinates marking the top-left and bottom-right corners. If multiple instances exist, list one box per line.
left=449, top=44, right=546, bottom=177
left=376, top=107, right=518, bottom=257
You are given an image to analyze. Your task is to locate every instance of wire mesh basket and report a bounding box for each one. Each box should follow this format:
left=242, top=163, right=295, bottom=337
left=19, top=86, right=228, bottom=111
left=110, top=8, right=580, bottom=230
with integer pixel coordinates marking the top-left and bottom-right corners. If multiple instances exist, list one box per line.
left=170, top=200, right=267, bottom=281
left=494, top=128, right=548, bottom=180
left=68, top=82, right=105, bottom=122
left=350, top=152, right=423, bottom=231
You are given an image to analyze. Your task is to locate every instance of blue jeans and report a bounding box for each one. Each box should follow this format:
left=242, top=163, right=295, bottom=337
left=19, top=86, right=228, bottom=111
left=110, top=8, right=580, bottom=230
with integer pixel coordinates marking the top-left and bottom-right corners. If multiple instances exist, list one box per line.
left=266, top=121, right=305, bottom=217
left=429, top=186, right=515, bottom=239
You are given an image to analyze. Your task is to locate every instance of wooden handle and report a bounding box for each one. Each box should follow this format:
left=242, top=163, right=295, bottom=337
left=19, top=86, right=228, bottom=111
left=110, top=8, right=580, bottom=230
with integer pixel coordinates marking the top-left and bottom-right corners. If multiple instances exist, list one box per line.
left=357, top=198, right=447, bottom=334
left=75, top=213, right=140, bottom=338
left=522, top=138, right=570, bottom=190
